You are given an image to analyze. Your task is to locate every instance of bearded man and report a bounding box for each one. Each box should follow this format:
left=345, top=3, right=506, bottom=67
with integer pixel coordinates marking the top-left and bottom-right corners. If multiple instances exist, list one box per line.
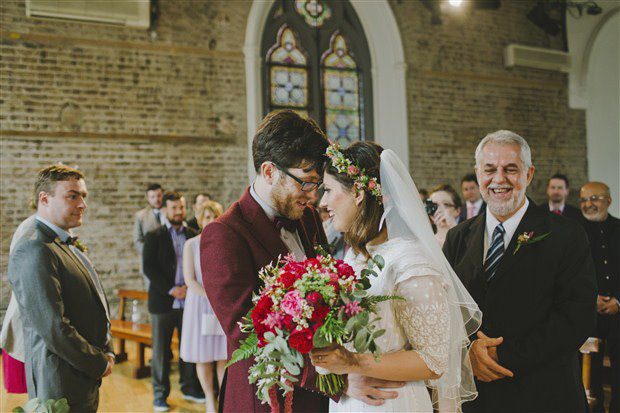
left=443, top=130, right=597, bottom=412
left=580, top=181, right=619, bottom=412
left=200, top=110, right=404, bottom=412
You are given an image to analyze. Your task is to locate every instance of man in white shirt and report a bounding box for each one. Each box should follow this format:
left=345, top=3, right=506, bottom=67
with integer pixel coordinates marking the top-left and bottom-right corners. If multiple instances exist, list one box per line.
left=443, top=130, right=596, bottom=412
left=8, top=164, right=114, bottom=412
left=459, top=173, right=486, bottom=222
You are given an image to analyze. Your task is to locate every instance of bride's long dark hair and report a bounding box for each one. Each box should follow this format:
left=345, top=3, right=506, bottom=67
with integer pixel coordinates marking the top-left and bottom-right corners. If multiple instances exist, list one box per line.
left=324, top=141, right=385, bottom=260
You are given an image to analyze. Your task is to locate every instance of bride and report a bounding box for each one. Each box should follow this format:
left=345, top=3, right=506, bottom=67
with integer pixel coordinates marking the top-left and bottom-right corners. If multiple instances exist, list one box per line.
left=310, top=142, right=482, bottom=412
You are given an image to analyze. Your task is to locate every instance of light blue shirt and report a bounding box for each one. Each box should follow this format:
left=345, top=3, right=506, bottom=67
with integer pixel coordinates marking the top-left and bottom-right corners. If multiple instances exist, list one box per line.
left=165, top=221, right=187, bottom=309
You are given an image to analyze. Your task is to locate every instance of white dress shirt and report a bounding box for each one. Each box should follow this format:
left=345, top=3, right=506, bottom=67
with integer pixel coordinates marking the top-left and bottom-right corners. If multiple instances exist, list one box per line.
left=483, top=198, right=530, bottom=261
left=249, top=184, right=307, bottom=261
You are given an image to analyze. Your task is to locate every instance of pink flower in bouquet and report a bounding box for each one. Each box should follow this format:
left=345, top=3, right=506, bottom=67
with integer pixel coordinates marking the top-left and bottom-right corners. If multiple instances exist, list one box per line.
left=347, top=165, right=359, bottom=175
left=280, top=290, right=304, bottom=318
left=263, top=312, right=285, bottom=329
left=344, top=299, right=363, bottom=317
left=288, top=327, right=314, bottom=353
left=367, top=180, right=377, bottom=190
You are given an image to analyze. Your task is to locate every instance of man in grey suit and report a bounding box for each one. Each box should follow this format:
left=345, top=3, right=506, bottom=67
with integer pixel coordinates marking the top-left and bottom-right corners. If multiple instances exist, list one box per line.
left=134, top=183, right=164, bottom=289
left=8, top=164, right=114, bottom=412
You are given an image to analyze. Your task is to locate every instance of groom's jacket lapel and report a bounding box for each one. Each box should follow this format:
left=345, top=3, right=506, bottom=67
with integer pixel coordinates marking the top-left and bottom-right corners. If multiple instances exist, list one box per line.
left=238, top=188, right=290, bottom=261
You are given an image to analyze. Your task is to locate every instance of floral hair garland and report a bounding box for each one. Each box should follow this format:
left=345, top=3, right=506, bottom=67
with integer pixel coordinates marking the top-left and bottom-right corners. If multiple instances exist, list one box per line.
left=325, top=143, right=383, bottom=204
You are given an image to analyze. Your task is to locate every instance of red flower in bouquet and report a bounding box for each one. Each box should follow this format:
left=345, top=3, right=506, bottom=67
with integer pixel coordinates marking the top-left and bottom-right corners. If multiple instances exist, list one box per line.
left=289, top=327, right=314, bottom=353
left=252, top=295, right=273, bottom=346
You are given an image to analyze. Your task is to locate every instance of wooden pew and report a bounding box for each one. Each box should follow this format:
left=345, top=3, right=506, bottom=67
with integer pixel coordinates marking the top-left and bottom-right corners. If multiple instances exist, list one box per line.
left=580, top=337, right=600, bottom=412
left=110, top=289, right=178, bottom=379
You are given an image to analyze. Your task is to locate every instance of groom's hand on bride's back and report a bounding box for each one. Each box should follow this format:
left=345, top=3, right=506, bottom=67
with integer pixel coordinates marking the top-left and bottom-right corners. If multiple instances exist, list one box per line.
left=344, top=374, right=405, bottom=406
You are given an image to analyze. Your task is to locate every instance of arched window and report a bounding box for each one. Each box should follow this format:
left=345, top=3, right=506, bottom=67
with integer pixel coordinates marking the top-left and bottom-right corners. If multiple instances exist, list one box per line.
left=261, top=0, right=373, bottom=145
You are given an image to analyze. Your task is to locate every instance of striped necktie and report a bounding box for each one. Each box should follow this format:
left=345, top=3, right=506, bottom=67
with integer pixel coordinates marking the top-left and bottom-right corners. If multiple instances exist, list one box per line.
left=484, top=223, right=506, bottom=282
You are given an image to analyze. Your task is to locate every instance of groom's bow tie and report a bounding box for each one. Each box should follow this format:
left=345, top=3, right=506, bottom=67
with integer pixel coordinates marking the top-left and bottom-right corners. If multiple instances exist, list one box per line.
left=65, top=236, right=78, bottom=246
left=274, top=216, right=297, bottom=232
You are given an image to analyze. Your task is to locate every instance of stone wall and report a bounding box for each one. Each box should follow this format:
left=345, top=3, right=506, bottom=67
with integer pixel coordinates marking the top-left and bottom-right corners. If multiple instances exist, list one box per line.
left=0, top=0, right=588, bottom=319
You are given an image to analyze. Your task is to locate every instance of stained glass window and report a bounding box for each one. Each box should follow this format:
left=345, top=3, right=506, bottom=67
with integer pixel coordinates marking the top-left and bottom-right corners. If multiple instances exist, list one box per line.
left=266, top=25, right=309, bottom=110
left=322, top=32, right=360, bottom=145
left=294, top=0, right=332, bottom=27
left=262, top=1, right=372, bottom=143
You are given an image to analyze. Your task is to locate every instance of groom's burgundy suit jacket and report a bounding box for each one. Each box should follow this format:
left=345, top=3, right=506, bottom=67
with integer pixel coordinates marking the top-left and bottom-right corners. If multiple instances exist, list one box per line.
left=200, top=188, right=330, bottom=412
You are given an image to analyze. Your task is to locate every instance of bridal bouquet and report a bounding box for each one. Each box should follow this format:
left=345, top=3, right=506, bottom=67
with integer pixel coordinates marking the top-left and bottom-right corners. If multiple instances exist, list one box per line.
left=226, top=247, right=401, bottom=412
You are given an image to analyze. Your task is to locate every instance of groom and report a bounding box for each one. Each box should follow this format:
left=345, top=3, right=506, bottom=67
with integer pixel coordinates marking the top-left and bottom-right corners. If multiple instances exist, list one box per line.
left=201, top=111, right=403, bottom=412
left=443, top=130, right=597, bottom=411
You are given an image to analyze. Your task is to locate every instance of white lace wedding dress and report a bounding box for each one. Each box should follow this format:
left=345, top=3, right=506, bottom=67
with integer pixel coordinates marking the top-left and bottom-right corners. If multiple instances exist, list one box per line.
left=330, top=237, right=450, bottom=413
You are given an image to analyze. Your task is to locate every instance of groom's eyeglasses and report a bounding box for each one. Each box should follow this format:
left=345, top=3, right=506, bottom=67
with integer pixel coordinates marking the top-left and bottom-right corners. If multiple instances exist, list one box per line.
left=273, top=164, right=322, bottom=192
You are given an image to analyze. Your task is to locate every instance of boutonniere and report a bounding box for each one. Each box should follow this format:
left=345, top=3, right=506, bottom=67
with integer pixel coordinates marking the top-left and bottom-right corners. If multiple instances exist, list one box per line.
left=74, top=239, right=88, bottom=253
left=513, top=231, right=550, bottom=255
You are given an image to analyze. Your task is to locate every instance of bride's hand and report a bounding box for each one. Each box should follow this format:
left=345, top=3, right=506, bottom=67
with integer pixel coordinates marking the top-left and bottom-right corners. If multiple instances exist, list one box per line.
left=310, top=344, right=359, bottom=375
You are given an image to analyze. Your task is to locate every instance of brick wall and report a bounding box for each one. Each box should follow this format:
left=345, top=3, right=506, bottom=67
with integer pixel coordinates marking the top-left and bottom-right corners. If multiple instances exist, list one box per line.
left=0, top=0, right=252, bottom=318
left=393, top=0, right=587, bottom=202
left=1, top=0, right=588, bottom=319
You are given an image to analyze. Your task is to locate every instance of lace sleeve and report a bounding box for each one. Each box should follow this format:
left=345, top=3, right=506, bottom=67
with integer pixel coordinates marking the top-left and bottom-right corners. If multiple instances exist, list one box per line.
left=393, top=275, right=450, bottom=375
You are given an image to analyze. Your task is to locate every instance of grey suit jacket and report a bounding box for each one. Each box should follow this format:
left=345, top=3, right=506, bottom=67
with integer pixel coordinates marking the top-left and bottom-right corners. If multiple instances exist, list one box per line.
left=133, top=207, right=162, bottom=271
left=8, top=220, right=112, bottom=406
left=0, top=214, right=36, bottom=361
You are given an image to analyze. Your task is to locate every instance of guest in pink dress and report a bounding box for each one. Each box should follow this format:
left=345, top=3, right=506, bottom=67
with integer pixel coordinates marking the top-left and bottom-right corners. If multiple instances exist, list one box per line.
left=180, top=201, right=227, bottom=413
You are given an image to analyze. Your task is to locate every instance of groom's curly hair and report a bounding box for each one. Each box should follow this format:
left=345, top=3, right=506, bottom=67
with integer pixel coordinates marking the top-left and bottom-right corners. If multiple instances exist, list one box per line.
left=252, top=110, right=329, bottom=173
left=325, top=142, right=385, bottom=260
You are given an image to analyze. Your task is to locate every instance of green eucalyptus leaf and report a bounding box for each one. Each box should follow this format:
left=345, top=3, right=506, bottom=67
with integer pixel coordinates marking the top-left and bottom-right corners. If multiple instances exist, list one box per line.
left=313, top=331, right=330, bottom=348
left=373, top=329, right=386, bottom=338
left=264, top=331, right=275, bottom=341
left=372, top=255, right=385, bottom=269
left=354, top=329, right=368, bottom=352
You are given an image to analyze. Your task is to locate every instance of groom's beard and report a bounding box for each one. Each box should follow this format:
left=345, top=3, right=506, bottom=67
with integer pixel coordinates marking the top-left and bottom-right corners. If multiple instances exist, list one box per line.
left=271, top=181, right=305, bottom=221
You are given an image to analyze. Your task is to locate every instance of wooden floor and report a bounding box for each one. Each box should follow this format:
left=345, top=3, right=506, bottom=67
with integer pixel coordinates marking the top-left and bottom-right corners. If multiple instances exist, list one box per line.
left=1, top=343, right=206, bottom=412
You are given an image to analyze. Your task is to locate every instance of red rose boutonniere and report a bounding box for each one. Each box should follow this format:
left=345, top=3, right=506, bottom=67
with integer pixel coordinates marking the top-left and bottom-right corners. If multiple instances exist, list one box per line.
left=513, top=231, right=550, bottom=255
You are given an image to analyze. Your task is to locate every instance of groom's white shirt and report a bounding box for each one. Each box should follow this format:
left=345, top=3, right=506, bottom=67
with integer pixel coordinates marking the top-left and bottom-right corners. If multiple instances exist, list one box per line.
left=250, top=183, right=306, bottom=261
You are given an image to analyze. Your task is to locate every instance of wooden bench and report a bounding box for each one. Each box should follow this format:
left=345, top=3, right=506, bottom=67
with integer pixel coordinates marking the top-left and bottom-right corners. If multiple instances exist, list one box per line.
left=111, top=289, right=178, bottom=379
left=580, top=337, right=600, bottom=412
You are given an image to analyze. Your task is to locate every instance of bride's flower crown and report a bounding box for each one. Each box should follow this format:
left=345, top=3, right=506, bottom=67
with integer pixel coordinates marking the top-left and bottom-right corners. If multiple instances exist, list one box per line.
left=325, top=143, right=383, bottom=204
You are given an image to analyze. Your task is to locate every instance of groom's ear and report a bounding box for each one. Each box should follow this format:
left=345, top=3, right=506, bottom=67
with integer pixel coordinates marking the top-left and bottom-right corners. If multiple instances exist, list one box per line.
left=261, top=162, right=277, bottom=185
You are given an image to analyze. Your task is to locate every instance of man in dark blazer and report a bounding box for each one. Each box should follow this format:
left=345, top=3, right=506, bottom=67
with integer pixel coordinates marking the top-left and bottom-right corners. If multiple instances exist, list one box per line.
left=538, top=173, right=583, bottom=222
left=459, top=173, right=486, bottom=222
left=200, top=111, right=404, bottom=412
left=143, top=191, right=203, bottom=411
left=9, top=164, right=114, bottom=412
left=443, top=130, right=597, bottom=412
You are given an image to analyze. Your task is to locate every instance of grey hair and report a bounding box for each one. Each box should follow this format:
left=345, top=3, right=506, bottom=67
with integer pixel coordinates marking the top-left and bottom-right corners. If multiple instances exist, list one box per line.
left=475, top=130, right=532, bottom=168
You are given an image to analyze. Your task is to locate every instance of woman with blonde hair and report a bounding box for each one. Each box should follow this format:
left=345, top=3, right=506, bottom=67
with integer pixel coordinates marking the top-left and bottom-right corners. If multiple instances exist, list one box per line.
left=180, top=200, right=227, bottom=412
